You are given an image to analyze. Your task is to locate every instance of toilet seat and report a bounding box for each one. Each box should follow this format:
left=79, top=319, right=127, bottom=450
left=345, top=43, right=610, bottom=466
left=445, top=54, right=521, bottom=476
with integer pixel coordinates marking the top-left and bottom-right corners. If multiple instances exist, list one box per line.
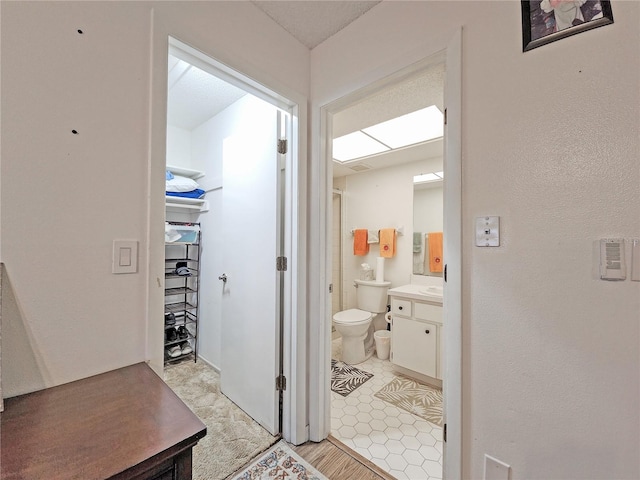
left=333, top=308, right=372, bottom=326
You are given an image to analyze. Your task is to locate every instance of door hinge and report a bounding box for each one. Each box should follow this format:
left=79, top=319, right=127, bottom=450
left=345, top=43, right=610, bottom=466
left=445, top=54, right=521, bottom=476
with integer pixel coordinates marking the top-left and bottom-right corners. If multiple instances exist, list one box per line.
left=444, top=423, right=447, bottom=442
left=444, top=108, right=447, bottom=125
left=329, top=283, right=333, bottom=293
left=277, top=139, right=288, bottom=155
left=276, top=256, right=287, bottom=271
left=276, top=374, right=287, bottom=391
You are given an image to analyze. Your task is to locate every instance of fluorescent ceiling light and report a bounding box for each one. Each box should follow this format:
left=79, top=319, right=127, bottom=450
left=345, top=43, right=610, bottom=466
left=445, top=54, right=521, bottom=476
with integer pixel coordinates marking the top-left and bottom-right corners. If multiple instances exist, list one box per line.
left=413, top=173, right=441, bottom=184
left=333, top=131, right=390, bottom=162
left=362, top=106, right=443, bottom=149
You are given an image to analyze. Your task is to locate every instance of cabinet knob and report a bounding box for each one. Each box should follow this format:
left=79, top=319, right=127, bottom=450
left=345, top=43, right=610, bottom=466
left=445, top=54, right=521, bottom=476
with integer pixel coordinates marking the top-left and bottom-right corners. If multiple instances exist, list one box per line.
left=425, top=329, right=430, bottom=334
left=399, top=306, right=403, bottom=310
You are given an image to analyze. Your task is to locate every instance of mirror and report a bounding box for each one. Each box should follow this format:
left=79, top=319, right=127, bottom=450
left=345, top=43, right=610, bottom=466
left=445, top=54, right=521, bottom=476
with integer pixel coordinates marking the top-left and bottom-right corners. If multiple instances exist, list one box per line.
left=413, top=171, right=443, bottom=276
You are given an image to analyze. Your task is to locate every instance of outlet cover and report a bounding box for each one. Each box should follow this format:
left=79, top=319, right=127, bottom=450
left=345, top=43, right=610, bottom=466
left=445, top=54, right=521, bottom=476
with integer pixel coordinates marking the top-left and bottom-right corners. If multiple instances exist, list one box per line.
left=484, top=454, right=511, bottom=480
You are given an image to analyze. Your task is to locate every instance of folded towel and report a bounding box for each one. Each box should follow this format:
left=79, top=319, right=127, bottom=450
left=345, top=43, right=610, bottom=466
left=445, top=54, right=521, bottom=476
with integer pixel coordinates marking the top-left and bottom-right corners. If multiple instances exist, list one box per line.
left=353, top=229, right=369, bottom=256
left=379, top=228, right=396, bottom=258
left=413, top=232, right=423, bottom=253
left=428, top=232, right=443, bottom=272
left=423, top=235, right=430, bottom=273
left=367, top=229, right=379, bottom=244
left=166, top=189, right=206, bottom=199
left=413, top=252, right=424, bottom=274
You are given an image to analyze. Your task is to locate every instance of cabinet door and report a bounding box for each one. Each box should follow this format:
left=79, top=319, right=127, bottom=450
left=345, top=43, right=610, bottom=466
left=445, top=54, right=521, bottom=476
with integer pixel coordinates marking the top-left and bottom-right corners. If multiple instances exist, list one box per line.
left=392, top=317, right=437, bottom=378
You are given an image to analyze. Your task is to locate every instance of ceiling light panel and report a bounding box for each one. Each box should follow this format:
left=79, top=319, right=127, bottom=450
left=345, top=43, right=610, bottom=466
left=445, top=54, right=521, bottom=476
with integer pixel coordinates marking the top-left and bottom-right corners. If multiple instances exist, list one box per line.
left=362, top=105, right=443, bottom=149
left=333, top=131, right=390, bottom=162
left=413, top=173, right=441, bottom=184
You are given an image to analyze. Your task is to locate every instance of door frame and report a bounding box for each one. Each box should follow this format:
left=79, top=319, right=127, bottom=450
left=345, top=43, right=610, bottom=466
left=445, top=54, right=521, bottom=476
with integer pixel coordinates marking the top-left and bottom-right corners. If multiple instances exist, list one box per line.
left=147, top=33, right=307, bottom=444
left=308, top=30, right=462, bottom=478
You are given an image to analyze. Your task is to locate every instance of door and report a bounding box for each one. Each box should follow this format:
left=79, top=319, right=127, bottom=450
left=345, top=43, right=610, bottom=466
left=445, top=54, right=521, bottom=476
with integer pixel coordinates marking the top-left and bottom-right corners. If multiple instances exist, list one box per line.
left=220, top=94, right=282, bottom=435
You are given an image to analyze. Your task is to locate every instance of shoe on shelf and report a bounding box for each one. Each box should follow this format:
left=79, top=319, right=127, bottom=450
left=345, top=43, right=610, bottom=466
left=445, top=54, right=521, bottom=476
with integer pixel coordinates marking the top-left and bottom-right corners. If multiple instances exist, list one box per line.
left=167, top=345, right=182, bottom=358
left=165, top=312, right=176, bottom=326
left=165, top=327, right=177, bottom=343
left=177, top=325, right=189, bottom=339
left=180, top=341, right=193, bottom=355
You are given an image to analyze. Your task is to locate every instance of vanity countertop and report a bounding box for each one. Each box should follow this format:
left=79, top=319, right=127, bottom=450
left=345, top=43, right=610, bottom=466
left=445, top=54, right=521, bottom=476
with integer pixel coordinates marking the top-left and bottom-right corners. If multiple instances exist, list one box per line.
left=388, top=283, right=443, bottom=304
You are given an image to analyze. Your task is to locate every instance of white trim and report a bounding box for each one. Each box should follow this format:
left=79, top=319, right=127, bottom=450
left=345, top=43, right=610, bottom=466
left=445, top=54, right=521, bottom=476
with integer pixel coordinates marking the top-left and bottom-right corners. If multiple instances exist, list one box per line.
left=309, top=32, right=463, bottom=478
left=148, top=30, right=307, bottom=446
left=443, top=28, right=463, bottom=480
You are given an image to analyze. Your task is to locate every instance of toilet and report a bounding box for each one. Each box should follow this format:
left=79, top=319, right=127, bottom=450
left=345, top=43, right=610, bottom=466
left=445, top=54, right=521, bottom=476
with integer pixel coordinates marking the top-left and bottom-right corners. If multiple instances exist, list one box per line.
left=333, top=279, right=391, bottom=364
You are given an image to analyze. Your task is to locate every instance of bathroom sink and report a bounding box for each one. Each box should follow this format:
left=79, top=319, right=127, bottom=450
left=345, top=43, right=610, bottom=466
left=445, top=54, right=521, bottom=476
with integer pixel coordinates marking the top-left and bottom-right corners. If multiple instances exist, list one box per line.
left=419, top=286, right=443, bottom=296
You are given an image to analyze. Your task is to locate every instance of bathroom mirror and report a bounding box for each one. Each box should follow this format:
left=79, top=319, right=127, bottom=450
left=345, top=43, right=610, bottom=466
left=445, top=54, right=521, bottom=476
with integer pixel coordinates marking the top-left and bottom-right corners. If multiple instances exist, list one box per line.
left=413, top=171, right=444, bottom=276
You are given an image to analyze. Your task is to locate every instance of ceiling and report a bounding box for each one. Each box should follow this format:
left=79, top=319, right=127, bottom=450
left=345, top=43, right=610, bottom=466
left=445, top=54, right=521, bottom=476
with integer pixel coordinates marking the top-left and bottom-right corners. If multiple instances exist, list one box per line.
left=166, top=1, right=444, bottom=178
left=251, top=1, right=382, bottom=49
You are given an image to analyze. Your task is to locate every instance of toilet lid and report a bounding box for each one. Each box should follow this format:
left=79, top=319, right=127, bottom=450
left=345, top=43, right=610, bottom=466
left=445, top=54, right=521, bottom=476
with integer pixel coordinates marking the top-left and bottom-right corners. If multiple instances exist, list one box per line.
left=333, top=308, right=372, bottom=325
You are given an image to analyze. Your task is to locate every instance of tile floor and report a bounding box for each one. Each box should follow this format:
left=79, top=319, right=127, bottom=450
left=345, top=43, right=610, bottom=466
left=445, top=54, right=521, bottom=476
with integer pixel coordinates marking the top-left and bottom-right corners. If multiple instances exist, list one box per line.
left=331, top=337, right=443, bottom=480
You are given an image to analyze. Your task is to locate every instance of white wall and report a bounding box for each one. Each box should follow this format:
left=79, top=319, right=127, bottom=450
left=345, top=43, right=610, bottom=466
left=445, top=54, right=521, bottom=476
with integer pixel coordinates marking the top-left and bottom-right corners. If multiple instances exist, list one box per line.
left=311, top=1, right=639, bottom=479
left=339, top=157, right=442, bottom=310
left=1, top=1, right=309, bottom=397
left=166, top=125, right=192, bottom=168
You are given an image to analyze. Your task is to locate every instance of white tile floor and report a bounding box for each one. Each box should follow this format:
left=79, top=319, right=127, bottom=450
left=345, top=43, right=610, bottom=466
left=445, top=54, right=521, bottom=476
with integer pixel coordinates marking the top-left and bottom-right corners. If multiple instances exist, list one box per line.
left=331, top=337, right=443, bottom=480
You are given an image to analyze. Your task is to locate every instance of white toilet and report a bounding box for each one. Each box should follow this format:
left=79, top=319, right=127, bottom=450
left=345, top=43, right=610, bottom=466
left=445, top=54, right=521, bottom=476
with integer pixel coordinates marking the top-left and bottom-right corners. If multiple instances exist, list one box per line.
left=333, top=279, right=391, bottom=364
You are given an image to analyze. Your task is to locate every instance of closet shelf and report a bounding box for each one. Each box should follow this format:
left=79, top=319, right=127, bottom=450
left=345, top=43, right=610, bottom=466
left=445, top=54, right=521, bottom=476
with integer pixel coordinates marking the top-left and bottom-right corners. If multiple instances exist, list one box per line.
left=165, top=256, right=199, bottom=262
left=165, top=286, right=197, bottom=296
left=165, top=268, right=199, bottom=278
left=165, top=195, right=209, bottom=213
left=165, top=301, right=197, bottom=314
left=166, top=164, right=205, bottom=180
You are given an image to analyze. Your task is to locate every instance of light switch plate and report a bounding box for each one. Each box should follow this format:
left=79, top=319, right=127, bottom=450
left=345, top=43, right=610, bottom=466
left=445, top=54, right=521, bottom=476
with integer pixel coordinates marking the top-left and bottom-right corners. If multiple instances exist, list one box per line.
left=476, top=216, right=500, bottom=247
left=112, top=240, right=138, bottom=274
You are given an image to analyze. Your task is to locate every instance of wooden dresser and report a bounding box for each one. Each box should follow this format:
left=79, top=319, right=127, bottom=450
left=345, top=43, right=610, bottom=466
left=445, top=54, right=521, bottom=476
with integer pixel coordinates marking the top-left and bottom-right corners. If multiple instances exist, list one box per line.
left=1, top=362, right=206, bottom=480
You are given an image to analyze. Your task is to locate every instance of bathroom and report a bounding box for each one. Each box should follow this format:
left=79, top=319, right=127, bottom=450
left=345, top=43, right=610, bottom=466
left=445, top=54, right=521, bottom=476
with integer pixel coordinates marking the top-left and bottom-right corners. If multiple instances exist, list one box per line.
left=330, top=61, right=446, bottom=480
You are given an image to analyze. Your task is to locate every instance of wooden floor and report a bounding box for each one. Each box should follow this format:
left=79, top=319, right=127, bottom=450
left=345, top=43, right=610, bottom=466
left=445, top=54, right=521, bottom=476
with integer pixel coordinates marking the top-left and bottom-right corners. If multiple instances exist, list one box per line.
left=292, top=435, right=396, bottom=480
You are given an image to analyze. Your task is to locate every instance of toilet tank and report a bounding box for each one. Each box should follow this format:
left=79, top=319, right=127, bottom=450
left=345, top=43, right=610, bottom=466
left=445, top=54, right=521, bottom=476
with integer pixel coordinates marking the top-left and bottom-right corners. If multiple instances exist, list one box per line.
left=354, top=279, right=391, bottom=313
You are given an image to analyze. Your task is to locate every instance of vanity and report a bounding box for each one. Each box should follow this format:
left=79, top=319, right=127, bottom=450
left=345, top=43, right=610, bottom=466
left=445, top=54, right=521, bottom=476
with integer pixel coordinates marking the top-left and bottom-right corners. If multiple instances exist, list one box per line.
left=388, top=283, right=443, bottom=386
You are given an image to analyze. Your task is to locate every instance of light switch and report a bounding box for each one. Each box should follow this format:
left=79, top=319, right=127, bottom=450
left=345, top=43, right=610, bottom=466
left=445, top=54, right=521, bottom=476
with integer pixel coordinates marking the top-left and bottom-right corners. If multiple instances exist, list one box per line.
left=113, top=240, right=138, bottom=274
left=476, top=216, right=500, bottom=247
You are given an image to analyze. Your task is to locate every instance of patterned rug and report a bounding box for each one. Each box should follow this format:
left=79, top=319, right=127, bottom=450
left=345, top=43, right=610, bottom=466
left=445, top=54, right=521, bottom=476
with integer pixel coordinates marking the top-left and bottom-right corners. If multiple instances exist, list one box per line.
left=231, top=441, right=328, bottom=480
left=331, top=359, right=373, bottom=397
left=374, top=376, right=443, bottom=426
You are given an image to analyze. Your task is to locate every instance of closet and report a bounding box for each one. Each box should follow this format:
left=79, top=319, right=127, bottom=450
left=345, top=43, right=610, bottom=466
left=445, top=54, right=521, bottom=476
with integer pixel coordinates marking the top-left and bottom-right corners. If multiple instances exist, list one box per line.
left=164, top=48, right=252, bottom=369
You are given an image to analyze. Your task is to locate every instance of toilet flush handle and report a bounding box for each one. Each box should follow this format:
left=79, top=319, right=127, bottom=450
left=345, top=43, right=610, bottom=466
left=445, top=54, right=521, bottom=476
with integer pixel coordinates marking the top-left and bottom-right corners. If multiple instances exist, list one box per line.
left=218, top=273, right=228, bottom=283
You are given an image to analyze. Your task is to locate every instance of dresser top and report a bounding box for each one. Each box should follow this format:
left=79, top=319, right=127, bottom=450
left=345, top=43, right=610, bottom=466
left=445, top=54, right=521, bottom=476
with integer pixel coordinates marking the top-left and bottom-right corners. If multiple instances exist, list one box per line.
left=1, top=362, right=206, bottom=480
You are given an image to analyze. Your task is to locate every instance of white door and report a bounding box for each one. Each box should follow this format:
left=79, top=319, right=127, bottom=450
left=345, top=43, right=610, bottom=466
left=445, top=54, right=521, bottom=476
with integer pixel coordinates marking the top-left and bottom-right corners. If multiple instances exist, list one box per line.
left=220, top=95, right=282, bottom=435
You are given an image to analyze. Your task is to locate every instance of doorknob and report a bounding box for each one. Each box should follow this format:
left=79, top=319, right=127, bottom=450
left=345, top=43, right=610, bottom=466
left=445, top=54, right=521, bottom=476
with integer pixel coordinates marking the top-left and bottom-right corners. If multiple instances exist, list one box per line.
left=218, top=273, right=227, bottom=282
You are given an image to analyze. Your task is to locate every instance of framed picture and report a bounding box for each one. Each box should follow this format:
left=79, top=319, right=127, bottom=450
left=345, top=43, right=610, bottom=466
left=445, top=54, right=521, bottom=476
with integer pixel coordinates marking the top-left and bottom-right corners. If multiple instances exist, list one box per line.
left=522, top=0, right=614, bottom=51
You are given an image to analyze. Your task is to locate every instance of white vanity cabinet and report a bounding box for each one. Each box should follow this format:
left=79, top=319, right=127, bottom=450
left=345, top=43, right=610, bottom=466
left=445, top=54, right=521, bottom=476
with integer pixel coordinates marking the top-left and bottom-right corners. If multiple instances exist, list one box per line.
left=389, top=286, right=443, bottom=382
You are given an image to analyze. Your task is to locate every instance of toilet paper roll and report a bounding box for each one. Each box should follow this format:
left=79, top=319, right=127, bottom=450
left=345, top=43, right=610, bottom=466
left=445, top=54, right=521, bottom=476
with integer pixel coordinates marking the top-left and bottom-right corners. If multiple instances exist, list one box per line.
left=376, top=257, right=385, bottom=282
left=385, top=312, right=392, bottom=324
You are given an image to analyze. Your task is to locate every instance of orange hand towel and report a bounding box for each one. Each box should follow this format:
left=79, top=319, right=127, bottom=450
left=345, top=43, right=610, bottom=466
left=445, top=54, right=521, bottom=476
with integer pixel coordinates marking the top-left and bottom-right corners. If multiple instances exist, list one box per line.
left=428, top=232, right=443, bottom=272
left=379, top=228, right=396, bottom=258
left=353, top=229, right=369, bottom=256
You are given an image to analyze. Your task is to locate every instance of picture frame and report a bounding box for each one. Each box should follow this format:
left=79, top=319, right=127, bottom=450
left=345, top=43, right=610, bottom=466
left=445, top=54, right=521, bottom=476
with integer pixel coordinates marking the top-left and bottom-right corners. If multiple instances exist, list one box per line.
left=521, top=0, right=614, bottom=52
